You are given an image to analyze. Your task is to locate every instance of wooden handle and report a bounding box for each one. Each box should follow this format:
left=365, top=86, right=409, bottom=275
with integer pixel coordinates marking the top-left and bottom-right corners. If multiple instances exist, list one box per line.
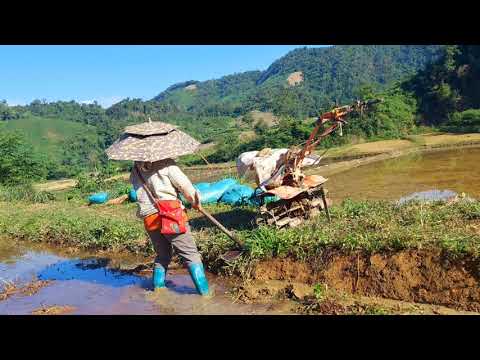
left=197, top=207, right=245, bottom=248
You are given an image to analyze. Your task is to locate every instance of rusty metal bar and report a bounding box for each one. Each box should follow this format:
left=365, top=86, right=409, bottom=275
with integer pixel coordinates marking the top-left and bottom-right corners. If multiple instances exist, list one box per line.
left=320, top=187, right=331, bottom=222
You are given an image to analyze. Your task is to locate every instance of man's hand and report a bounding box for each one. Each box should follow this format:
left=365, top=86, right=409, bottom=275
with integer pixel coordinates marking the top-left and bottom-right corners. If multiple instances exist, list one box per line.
left=192, top=191, right=203, bottom=211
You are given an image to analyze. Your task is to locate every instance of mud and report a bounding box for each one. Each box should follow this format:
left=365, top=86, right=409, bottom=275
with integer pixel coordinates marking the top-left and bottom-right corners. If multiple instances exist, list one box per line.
left=31, top=305, right=76, bottom=315
left=296, top=295, right=478, bottom=315
left=251, top=250, right=480, bottom=312
left=0, top=237, right=293, bottom=315
left=229, top=276, right=479, bottom=315
left=322, top=147, right=480, bottom=203
left=1, top=266, right=54, bottom=302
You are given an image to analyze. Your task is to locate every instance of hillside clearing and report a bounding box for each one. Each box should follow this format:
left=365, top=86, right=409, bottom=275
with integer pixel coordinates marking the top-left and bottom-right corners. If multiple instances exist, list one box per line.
left=0, top=115, right=99, bottom=163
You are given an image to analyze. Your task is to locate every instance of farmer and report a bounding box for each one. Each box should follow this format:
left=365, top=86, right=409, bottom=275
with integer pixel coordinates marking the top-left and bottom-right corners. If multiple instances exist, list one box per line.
left=105, top=119, right=209, bottom=295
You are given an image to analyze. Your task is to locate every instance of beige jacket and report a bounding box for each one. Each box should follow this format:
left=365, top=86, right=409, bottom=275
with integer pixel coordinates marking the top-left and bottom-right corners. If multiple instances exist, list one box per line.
left=130, top=159, right=197, bottom=218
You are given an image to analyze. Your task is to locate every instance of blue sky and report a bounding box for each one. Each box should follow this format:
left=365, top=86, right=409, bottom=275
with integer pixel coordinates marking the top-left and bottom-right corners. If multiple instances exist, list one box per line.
left=0, top=45, right=327, bottom=108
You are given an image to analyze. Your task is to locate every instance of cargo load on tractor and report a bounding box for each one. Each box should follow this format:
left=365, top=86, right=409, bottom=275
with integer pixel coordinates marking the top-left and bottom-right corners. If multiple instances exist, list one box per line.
left=237, top=99, right=382, bottom=228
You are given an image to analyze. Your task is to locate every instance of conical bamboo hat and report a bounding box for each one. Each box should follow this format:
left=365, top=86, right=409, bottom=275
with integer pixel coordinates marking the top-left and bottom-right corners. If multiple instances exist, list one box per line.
left=106, top=119, right=200, bottom=162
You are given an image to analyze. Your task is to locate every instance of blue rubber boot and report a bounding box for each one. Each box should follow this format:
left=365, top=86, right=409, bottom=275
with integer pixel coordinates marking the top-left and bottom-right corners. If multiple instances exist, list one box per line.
left=188, top=263, right=210, bottom=296
left=153, top=264, right=166, bottom=290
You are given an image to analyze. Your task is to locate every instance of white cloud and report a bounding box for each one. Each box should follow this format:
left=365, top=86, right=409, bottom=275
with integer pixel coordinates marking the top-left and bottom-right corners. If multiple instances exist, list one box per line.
left=80, top=99, right=95, bottom=105
left=5, top=96, right=127, bottom=109
left=5, top=99, right=27, bottom=106
left=78, top=96, right=125, bottom=108
left=96, top=96, right=125, bottom=108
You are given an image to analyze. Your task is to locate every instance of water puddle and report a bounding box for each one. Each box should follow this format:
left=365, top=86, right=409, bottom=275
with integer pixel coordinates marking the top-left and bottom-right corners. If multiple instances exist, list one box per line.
left=325, top=147, right=480, bottom=202
left=397, top=189, right=459, bottom=205
left=0, top=239, right=291, bottom=315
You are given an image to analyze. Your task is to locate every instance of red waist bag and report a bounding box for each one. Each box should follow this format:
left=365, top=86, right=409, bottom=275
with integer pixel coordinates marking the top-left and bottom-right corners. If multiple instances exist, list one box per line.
left=153, top=200, right=188, bottom=235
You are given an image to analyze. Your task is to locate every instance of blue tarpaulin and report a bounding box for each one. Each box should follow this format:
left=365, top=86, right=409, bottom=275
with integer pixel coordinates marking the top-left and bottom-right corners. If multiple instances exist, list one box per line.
left=177, top=178, right=280, bottom=207
left=219, top=184, right=255, bottom=206
left=88, top=192, right=109, bottom=204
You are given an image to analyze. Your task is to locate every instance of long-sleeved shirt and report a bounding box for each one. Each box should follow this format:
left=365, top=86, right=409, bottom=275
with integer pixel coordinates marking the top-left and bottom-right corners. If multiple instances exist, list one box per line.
left=129, top=159, right=197, bottom=218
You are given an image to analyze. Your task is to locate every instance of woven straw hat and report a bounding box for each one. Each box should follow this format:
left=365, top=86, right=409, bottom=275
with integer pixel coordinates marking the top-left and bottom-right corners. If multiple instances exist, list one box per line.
left=106, top=118, right=200, bottom=162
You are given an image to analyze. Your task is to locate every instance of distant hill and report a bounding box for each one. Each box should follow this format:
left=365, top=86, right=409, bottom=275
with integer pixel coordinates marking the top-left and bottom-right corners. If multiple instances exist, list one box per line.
left=144, top=45, right=443, bottom=118
left=1, top=115, right=98, bottom=159
left=0, top=45, right=452, bottom=179
left=0, top=115, right=103, bottom=177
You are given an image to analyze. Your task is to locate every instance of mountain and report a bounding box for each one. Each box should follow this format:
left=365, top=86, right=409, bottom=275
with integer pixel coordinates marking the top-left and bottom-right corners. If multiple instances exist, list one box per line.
left=0, top=45, right=451, bottom=180
left=141, top=45, right=443, bottom=118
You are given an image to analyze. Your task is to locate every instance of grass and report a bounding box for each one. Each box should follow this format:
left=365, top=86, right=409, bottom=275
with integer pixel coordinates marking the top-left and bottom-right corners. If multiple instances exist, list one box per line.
left=0, top=200, right=149, bottom=253
left=0, top=184, right=57, bottom=203
left=1, top=194, right=479, bottom=275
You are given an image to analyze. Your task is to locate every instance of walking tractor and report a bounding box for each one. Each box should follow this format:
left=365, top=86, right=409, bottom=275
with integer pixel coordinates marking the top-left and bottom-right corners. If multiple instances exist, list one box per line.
left=248, top=99, right=383, bottom=228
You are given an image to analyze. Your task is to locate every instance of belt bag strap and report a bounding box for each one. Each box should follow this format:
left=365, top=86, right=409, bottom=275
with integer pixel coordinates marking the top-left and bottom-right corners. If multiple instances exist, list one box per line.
left=135, top=164, right=187, bottom=235
left=134, top=164, right=159, bottom=203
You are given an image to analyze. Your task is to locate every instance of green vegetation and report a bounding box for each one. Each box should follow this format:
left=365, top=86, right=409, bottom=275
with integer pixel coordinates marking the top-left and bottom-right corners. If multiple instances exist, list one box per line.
left=1, top=115, right=96, bottom=157
left=244, top=199, right=480, bottom=260
left=2, top=45, right=480, bottom=180
left=0, top=200, right=148, bottom=253
left=0, top=115, right=104, bottom=179
left=149, top=45, right=441, bottom=118
left=312, top=283, right=328, bottom=301
left=1, top=196, right=479, bottom=273
left=404, top=45, right=480, bottom=128
left=442, top=109, right=480, bottom=133
left=0, top=132, right=49, bottom=185
left=0, top=184, right=56, bottom=203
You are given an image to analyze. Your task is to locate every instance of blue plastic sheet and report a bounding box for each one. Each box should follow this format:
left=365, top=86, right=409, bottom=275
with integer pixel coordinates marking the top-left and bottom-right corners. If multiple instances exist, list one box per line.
left=194, top=178, right=238, bottom=204
left=219, top=184, right=255, bottom=206
left=128, top=188, right=137, bottom=202
left=193, top=183, right=211, bottom=192
left=177, top=178, right=281, bottom=208
left=88, top=192, right=109, bottom=204
left=248, top=188, right=280, bottom=206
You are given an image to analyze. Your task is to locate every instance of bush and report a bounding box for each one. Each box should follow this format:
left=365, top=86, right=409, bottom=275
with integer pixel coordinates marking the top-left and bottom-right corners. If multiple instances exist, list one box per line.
left=0, top=132, right=48, bottom=185
left=0, top=184, right=56, bottom=203
left=65, top=171, right=131, bottom=201
left=441, top=109, right=480, bottom=133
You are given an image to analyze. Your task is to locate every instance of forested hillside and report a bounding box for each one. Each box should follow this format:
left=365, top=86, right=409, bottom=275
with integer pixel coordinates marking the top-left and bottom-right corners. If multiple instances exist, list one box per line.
left=3, top=44, right=479, bottom=184
left=141, top=45, right=442, bottom=118
left=402, top=45, right=480, bottom=132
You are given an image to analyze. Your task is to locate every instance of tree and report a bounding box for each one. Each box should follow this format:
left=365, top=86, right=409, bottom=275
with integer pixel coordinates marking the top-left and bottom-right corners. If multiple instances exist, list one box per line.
left=0, top=132, right=48, bottom=185
left=60, top=132, right=105, bottom=176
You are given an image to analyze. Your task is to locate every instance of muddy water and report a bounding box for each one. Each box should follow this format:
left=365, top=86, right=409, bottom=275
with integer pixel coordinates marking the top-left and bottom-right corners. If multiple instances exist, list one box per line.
left=0, top=239, right=290, bottom=315
left=324, top=147, right=480, bottom=203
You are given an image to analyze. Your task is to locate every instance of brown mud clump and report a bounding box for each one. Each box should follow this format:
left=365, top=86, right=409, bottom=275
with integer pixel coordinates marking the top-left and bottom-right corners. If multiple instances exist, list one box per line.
left=20, top=280, right=53, bottom=296
left=0, top=279, right=53, bottom=301
left=252, top=250, right=480, bottom=312
left=0, top=281, right=17, bottom=301
left=31, top=305, right=76, bottom=315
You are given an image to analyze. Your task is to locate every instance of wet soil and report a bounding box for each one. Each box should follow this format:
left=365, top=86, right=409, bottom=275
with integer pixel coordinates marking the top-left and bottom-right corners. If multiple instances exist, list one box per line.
left=8, top=144, right=480, bottom=314
left=322, top=147, right=480, bottom=203
left=0, top=238, right=293, bottom=315
left=31, top=305, right=76, bottom=315
left=250, top=249, right=480, bottom=312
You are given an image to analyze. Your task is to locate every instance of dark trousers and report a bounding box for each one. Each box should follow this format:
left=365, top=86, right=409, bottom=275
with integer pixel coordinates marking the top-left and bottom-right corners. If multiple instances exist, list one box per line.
left=146, top=224, right=202, bottom=269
